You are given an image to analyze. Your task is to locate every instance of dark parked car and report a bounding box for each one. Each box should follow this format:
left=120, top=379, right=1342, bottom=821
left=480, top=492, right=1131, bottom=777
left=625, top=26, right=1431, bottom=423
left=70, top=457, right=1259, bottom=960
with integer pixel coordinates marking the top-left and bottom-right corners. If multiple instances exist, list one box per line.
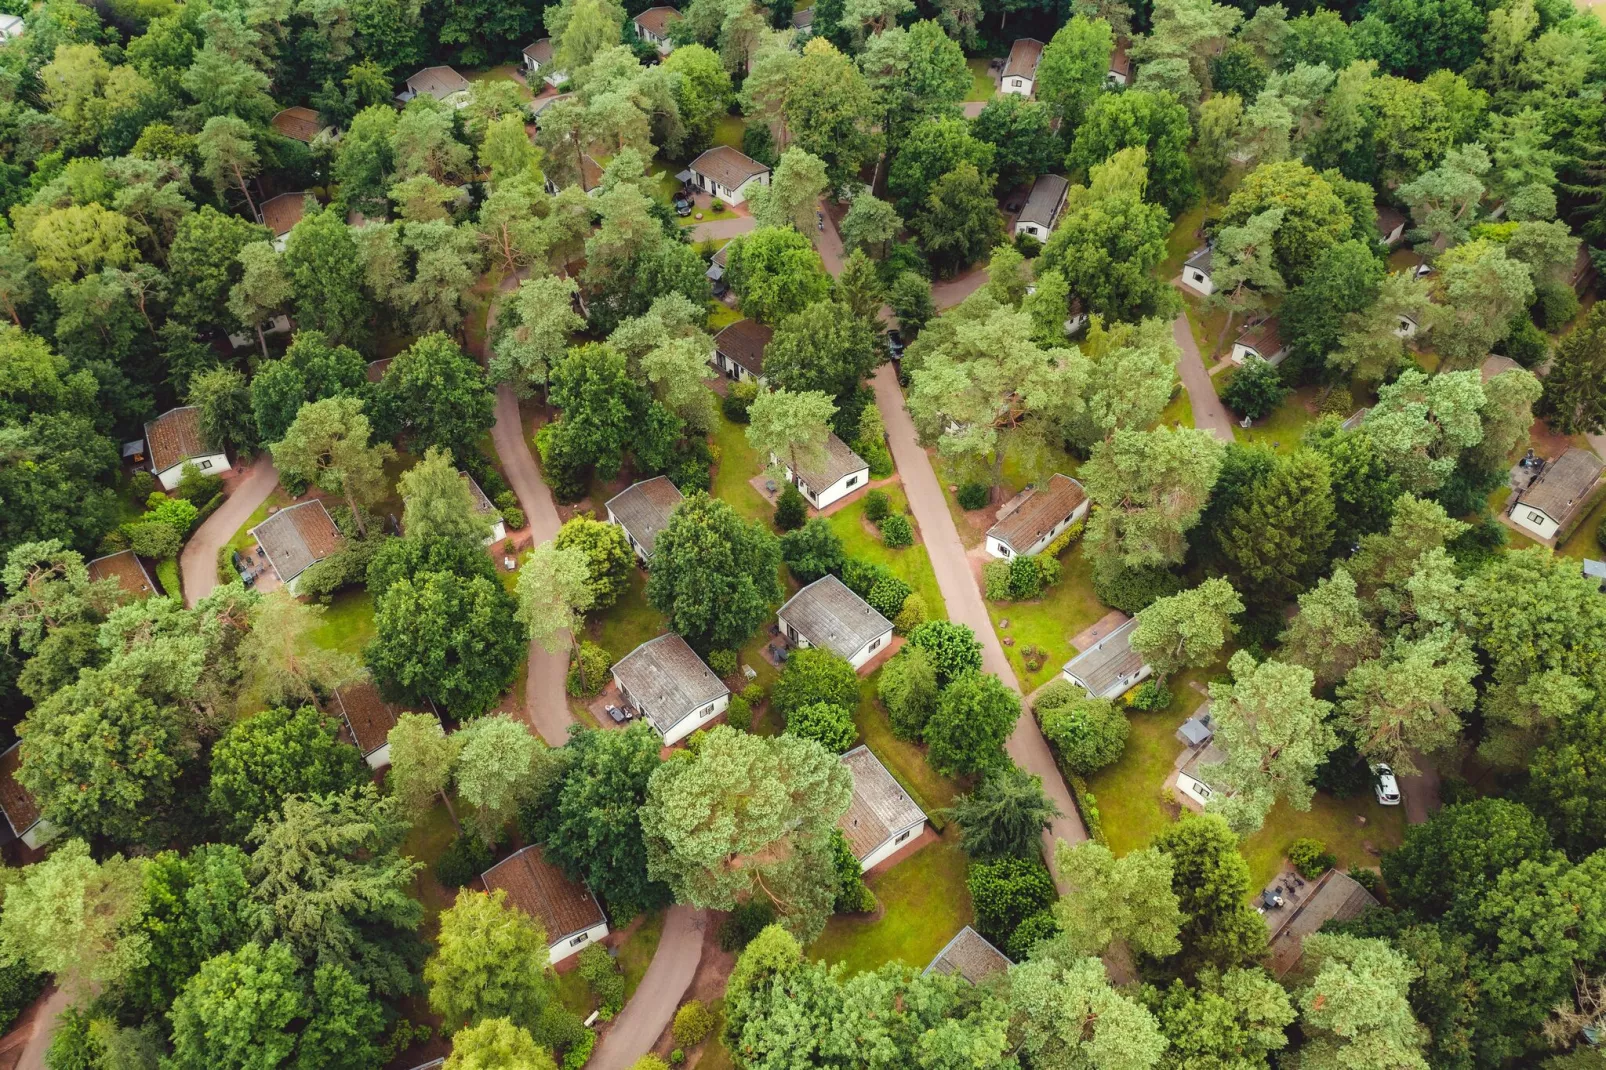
left=673, top=196, right=693, bottom=217
left=886, top=329, right=905, bottom=359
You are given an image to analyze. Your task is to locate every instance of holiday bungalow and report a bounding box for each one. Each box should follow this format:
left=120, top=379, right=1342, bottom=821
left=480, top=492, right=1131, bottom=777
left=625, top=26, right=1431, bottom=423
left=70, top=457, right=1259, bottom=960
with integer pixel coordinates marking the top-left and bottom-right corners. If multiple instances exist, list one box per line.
left=0, top=744, right=56, bottom=851
left=685, top=145, right=771, bottom=205
left=1181, top=246, right=1215, bottom=295
left=1266, top=870, right=1379, bottom=978
left=1061, top=617, right=1151, bottom=699
left=545, top=154, right=605, bottom=196
left=1013, top=173, right=1070, bottom=242
left=985, top=473, right=1087, bottom=559
left=1376, top=205, right=1408, bottom=248
left=1510, top=448, right=1605, bottom=542
left=605, top=475, right=685, bottom=564
left=145, top=406, right=230, bottom=490
left=633, top=6, right=680, bottom=53
left=611, top=633, right=730, bottom=747
left=250, top=500, right=346, bottom=596
left=712, top=319, right=772, bottom=383
left=271, top=106, right=334, bottom=144
left=481, top=845, right=610, bottom=964
left=397, top=66, right=471, bottom=106
left=464, top=473, right=507, bottom=544
left=331, top=679, right=406, bottom=769
left=791, top=6, right=813, bottom=35
left=521, top=39, right=568, bottom=88
left=1107, top=39, right=1131, bottom=85
left=87, top=550, right=159, bottom=601
left=1231, top=316, right=1288, bottom=366
left=773, top=433, right=870, bottom=511
left=778, top=575, right=893, bottom=671
left=1002, top=38, right=1044, bottom=96
left=839, top=745, right=928, bottom=870
left=259, top=191, right=312, bottom=251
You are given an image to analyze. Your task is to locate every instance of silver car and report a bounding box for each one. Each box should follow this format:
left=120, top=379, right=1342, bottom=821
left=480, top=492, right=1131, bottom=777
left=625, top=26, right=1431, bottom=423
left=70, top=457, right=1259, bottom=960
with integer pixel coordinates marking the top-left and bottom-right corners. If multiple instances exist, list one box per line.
left=1373, top=764, right=1402, bottom=806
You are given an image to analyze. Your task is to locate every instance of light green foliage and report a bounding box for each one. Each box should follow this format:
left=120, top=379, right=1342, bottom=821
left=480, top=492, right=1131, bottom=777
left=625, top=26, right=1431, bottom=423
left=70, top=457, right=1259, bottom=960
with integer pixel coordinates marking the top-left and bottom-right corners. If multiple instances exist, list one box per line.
left=1082, top=427, right=1225, bottom=574
left=879, top=645, right=939, bottom=739
left=772, top=647, right=860, bottom=718
left=207, top=705, right=369, bottom=840
left=401, top=447, right=495, bottom=548
left=745, top=386, right=837, bottom=484
left=1054, top=842, right=1184, bottom=960
left=748, top=147, right=829, bottom=234
left=269, top=396, right=394, bottom=538
left=1293, top=934, right=1428, bottom=1070
left=783, top=701, right=857, bottom=752
left=925, top=670, right=1021, bottom=777
left=445, top=1017, right=557, bottom=1070
left=516, top=541, right=594, bottom=654
left=1130, top=578, right=1243, bottom=679
left=1277, top=568, right=1383, bottom=690
left=166, top=941, right=305, bottom=1070
left=1006, top=951, right=1168, bottom=1070
left=1336, top=628, right=1478, bottom=775
left=1207, top=209, right=1285, bottom=348
left=839, top=193, right=902, bottom=259
left=1220, top=161, right=1352, bottom=284
left=1036, top=16, right=1115, bottom=124
left=724, top=227, right=831, bottom=325
left=1147, top=967, right=1295, bottom=1070
left=0, top=839, right=148, bottom=991
left=1075, top=316, right=1179, bottom=448
left=1362, top=369, right=1487, bottom=494
left=1398, top=143, right=1489, bottom=250
left=455, top=714, right=546, bottom=846
left=554, top=515, right=634, bottom=611
left=1034, top=680, right=1129, bottom=775
left=490, top=277, right=583, bottom=397
left=1430, top=239, right=1536, bottom=367
left=1330, top=271, right=1435, bottom=382
left=426, top=888, right=554, bottom=1031
left=1206, top=652, right=1336, bottom=834
left=387, top=711, right=461, bottom=817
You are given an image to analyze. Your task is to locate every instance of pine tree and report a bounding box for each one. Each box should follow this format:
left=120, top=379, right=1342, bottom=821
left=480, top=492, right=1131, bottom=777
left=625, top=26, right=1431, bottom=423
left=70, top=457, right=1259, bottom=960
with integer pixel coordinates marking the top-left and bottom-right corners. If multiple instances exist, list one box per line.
left=1217, top=449, right=1336, bottom=601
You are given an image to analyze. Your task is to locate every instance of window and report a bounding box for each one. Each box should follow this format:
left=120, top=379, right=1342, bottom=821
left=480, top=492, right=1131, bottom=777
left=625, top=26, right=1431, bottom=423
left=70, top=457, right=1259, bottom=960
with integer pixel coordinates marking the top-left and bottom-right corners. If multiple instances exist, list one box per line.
left=699, top=703, right=713, bottom=718
left=569, top=934, right=588, bottom=947
left=868, top=638, right=881, bottom=653
left=845, top=475, right=858, bottom=489
left=998, top=544, right=1011, bottom=557
left=200, top=459, right=214, bottom=469
left=1529, top=511, right=1547, bottom=525
left=895, top=829, right=911, bottom=844
left=1191, top=271, right=1205, bottom=284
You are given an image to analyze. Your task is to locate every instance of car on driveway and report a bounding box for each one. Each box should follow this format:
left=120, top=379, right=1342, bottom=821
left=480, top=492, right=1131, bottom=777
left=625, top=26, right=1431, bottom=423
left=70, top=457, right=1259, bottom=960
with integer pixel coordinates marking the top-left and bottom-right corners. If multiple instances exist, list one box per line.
left=673, top=196, right=693, bottom=217
left=1373, top=763, right=1402, bottom=806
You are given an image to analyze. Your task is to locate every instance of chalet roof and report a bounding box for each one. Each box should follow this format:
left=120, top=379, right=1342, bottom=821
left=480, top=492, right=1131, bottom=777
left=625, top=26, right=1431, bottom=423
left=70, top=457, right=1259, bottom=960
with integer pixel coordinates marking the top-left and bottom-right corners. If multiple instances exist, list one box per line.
left=924, top=926, right=1012, bottom=984
left=251, top=500, right=345, bottom=584
left=1003, top=38, right=1045, bottom=80
left=86, top=550, right=157, bottom=600
left=366, top=357, right=392, bottom=383
left=482, top=845, right=607, bottom=943
left=792, top=6, right=813, bottom=27
left=1521, top=448, right=1604, bottom=525
left=1018, top=174, right=1069, bottom=229
left=714, top=319, right=773, bottom=376
left=612, top=634, right=729, bottom=736
left=531, top=92, right=572, bottom=118
left=788, top=432, right=868, bottom=494
left=1237, top=316, right=1285, bottom=356
left=406, top=65, right=470, bottom=100
left=778, top=575, right=892, bottom=662
left=332, top=680, right=401, bottom=758
left=1267, top=869, right=1379, bottom=977
left=986, top=473, right=1085, bottom=554
left=0, top=743, right=40, bottom=838
left=605, top=476, right=684, bottom=558
left=271, top=106, right=324, bottom=142
left=1480, top=354, right=1522, bottom=382
left=259, top=192, right=310, bottom=238
left=578, top=154, right=604, bottom=193
left=634, top=6, right=680, bottom=36
left=1062, top=616, right=1147, bottom=697
left=1376, top=204, right=1407, bottom=237
left=1109, top=38, right=1131, bottom=77
left=839, top=745, right=926, bottom=861
left=144, top=406, right=210, bottom=475
left=523, top=38, right=554, bottom=65
left=461, top=472, right=500, bottom=520
left=688, top=145, right=770, bottom=191
left=1184, top=246, right=1213, bottom=273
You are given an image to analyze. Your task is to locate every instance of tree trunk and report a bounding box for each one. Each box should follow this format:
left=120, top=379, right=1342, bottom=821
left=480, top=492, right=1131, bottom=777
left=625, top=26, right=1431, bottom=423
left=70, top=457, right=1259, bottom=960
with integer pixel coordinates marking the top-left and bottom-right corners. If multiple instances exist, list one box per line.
left=234, top=166, right=258, bottom=221
left=344, top=484, right=367, bottom=538
left=256, top=322, right=269, bottom=361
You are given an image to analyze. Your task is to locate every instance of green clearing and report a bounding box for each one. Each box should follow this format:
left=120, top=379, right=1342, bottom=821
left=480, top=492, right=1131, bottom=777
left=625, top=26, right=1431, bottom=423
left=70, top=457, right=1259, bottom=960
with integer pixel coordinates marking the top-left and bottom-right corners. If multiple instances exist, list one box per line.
left=400, top=796, right=461, bottom=931
left=965, top=57, right=995, bottom=102
left=465, top=63, right=535, bottom=101
left=554, top=969, right=594, bottom=1018
left=809, top=830, right=972, bottom=976
left=587, top=570, right=668, bottom=664
left=1228, top=382, right=1321, bottom=455
left=1158, top=384, right=1194, bottom=431
left=713, top=113, right=745, bottom=149
left=853, top=670, right=963, bottom=816
left=306, top=588, right=378, bottom=657
left=1159, top=200, right=1209, bottom=280
left=710, top=404, right=777, bottom=523
left=986, top=542, right=1107, bottom=691
left=825, top=484, right=947, bottom=622
left=1239, top=791, right=1408, bottom=891
left=618, top=910, right=666, bottom=1001
left=690, top=1000, right=735, bottom=1070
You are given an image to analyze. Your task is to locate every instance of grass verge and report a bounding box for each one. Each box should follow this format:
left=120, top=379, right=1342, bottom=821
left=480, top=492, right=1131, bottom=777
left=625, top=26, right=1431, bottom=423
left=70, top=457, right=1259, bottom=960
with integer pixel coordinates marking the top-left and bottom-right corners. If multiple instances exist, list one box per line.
left=825, top=484, right=947, bottom=621
left=986, top=543, right=1107, bottom=691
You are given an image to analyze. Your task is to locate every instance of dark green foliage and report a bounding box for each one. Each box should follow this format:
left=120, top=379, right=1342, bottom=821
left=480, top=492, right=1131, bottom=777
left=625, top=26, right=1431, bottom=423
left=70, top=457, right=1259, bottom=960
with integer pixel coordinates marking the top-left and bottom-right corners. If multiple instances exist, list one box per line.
left=878, top=646, right=938, bottom=740
left=1287, top=837, right=1337, bottom=878
left=1153, top=814, right=1268, bottom=970
left=1498, top=314, right=1549, bottom=367
left=577, top=945, right=625, bottom=1015
left=1526, top=702, right=1606, bottom=857
left=1006, top=911, right=1061, bottom=960
left=829, top=828, right=874, bottom=913
left=366, top=569, right=525, bottom=718
left=772, top=648, right=860, bottom=718
left=956, top=482, right=989, bottom=510
left=1069, top=89, right=1198, bottom=215
left=707, top=650, right=738, bottom=678
left=1533, top=281, right=1581, bottom=331
left=0, top=962, right=45, bottom=1037
left=942, top=763, right=1063, bottom=860
left=783, top=701, right=857, bottom=753
left=1313, top=740, right=1376, bottom=799
left=1209, top=43, right=1268, bottom=102
left=1091, top=563, right=1184, bottom=614
left=122, top=845, right=259, bottom=1017
left=646, top=492, right=783, bottom=654
left=1541, top=303, right=1606, bottom=435
left=781, top=517, right=845, bottom=583
left=1035, top=683, right=1129, bottom=775
left=888, top=271, right=935, bottom=336
left=717, top=899, right=777, bottom=951
left=1222, top=357, right=1290, bottom=422
left=925, top=671, right=1021, bottom=777
left=774, top=482, right=807, bottom=531
left=865, top=575, right=912, bottom=619
left=434, top=832, right=494, bottom=889
left=208, top=706, right=370, bottom=840
left=726, top=693, right=752, bottom=730
left=1380, top=798, right=1552, bottom=920
left=1217, top=448, right=1336, bottom=601
left=366, top=535, right=498, bottom=601
left=966, top=855, right=1057, bottom=949
left=566, top=641, right=613, bottom=698
left=1281, top=243, right=1386, bottom=369
left=971, top=94, right=1060, bottom=191
left=1008, top=554, right=1045, bottom=600
left=842, top=557, right=896, bottom=599
left=877, top=513, right=913, bottom=547
left=863, top=489, right=891, bottom=524
left=905, top=620, right=983, bottom=685
left=723, top=380, right=758, bottom=423
left=1303, top=419, right=1404, bottom=547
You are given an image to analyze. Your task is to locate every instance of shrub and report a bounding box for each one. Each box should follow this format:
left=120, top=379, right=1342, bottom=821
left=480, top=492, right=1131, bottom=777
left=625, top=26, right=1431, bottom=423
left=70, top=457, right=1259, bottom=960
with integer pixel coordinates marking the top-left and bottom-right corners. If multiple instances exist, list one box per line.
left=707, top=649, right=738, bottom=678
left=774, top=482, right=807, bottom=530
left=143, top=492, right=201, bottom=534
left=1036, top=554, right=1061, bottom=588
left=566, top=641, right=614, bottom=698
left=717, top=899, right=775, bottom=951
left=863, top=489, right=891, bottom=523
left=1125, top=679, right=1171, bottom=712
left=1092, top=563, right=1182, bottom=614
left=1288, top=837, right=1336, bottom=878
left=781, top=517, right=844, bottom=584
left=501, top=504, right=527, bottom=530
left=124, top=520, right=182, bottom=559
left=866, top=575, right=912, bottom=619
left=967, top=856, right=1057, bottom=949
left=670, top=1051, right=685, bottom=1066
left=1006, top=910, right=1059, bottom=960
left=1014, top=232, right=1042, bottom=258
left=1348, top=867, right=1381, bottom=894
left=1534, top=280, right=1580, bottom=331
left=726, top=693, right=752, bottom=730
left=0, top=963, right=45, bottom=1035
left=672, top=1002, right=716, bottom=1048
left=842, top=558, right=893, bottom=598
left=631, top=1056, right=669, bottom=1070
left=984, top=558, right=1012, bottom=601
left=831, top=827, right=876, bottom=912
left=1500, top=313, right=1549, bottom=366
left=957, top=482, right=989, bottom=510
left=1313, top=740, right=1376, bottom=798
left=1222, top=355, right=1289, bottom=421
left=741, top=682, right=764, bottom=705
left=1042, top=521, right=1082, bottom=558
left=784, top=701, right=857, bottom=752
left=879, top=645, right=938, bottom=739
left=893, top=593, right=928, bottom=634
left=494, top=490, right=520, bottom=514
left=434, top=833, right=493, bottom=888
left=906, top=620, right=983, bottom=685
left=1319, top=385, right=1356, bottom=417
left=772, top=647, right=860, bottom=716
left=1035, top=681, right=1129, bottom=774
left=878, top=513, right=914, bottom=547
left=860, top=441, right=894, bottom=479
left=577, top=944, right=625, bottom=1017
left=723, top=380, right=758, bottom=423
left=561, top=1033, right=596, bottom=1070
left=296, top=541, right=381, bottom=599
left=173, top=463, right=224, bottom=503
left=129, top=469, right=157, bottom=499
left=1008, top=554, right=1044, bottom=600
left=711, top=199, right=725, bottom=212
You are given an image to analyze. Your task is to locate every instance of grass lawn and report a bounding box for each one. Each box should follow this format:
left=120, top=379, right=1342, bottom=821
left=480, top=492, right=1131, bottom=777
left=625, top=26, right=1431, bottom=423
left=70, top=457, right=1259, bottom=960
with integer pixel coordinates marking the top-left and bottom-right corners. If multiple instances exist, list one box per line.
left=587, top=570, right=667, bottom=664
left=710, top=405, right=778, bottom=524
left=825, top=484, right=947, bottom=621
left=1159, top=200, right=1210, bottom=280
left=1556, top=492, right=1606, bottom=560
left=1230, top=383, right=1321, bottom=454
left=555, top=969, right=595, bottom=1018
left=1239, top=792, right=1408, bottom=891
left=708, top=303, right=743, bottom=331
left=853, top=670, right=963, bottom=816
left=618, top=910, right=666, bottom=1002
left=306, top=588, right=377, bottom=657
left=965, top=57, right=995, bottom=101
left=690, top=1000, right=734, bottom=1070
left=400, top=796, right=460, bottom=931
left=809, top=830, right=972, bottom=975
left=1158, top=384, right=1194, bottom=430
left=986, top=543, right=1107, bottom=691
left=713, top=114, right=744, bottom=149
left=466, top=63, right=535, bottom=101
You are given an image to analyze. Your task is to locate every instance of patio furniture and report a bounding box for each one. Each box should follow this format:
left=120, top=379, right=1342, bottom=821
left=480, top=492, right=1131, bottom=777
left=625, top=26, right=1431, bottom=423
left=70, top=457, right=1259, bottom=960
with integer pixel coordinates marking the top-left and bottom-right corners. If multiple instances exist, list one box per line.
left=606, top=705, right=625, bottom=723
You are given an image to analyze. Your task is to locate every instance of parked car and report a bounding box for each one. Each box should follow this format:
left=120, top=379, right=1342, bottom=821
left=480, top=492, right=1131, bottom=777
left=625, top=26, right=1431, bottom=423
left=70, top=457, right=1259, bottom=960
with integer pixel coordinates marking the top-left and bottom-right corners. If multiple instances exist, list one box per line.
left=886, top=329, right=905, bottom=359
left=673, top=196, right=693, bottom=217
left=1373, top=763, right=1402, bottom=806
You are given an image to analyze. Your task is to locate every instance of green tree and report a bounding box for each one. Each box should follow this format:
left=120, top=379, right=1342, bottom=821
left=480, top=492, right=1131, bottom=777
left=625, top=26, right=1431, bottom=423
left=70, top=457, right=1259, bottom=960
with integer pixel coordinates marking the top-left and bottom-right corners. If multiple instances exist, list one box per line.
left=967, top=854, right=1057, bottom=949
left=368, top=570, right=525, bottom=718
left=188, top=367, right=258, bottom=455
left=905, top=620, right=983, bottom=686
left=400, top=447, right=494, bottom=548
left=745, top=385, right=836, bottom=487
left=763, top=302, right=877, bottom=404
left=455, top=714, right=546, bottom=845
left=386, top=711, right=461, bottom=818
left=878, top=644, right=939, bottom=739
left=780, top=517, right=844, bottom=584
left=426, top=887, right=555, bottom=1030
left=1539, top=301, right=1606, bottom=434
left=1153, top=814, right=1267, bottom=970
left=1336, top=629, right=1478, bottom=775
left=377, top=332, right=497, bottom=459
left=208, top=705, right=369, bottom=839
left=772, top=647, right=860, bottom=718
left=887, top=117, right=995, bottom=220
left=0, top=839, right=148, bottom=991
left=445, top=1018, right=556, bottom=1070
left=1431, top=239, right=1535, bottom=367
left=725, top=227, right=832, bottom=325
left=784, top=701, right=857, bottom=752
left=748, top=146, right=829, bottom=235
left=913, top=162, right=1003, bottom=277
left=1036, top=16, right=1115, bottom=125
left=1193, top=94, right=1244, bottom=199
left=646, top=494, right=782, bottom=654
left=553, top=515, right=633, bottom=611
left=1082, top=426, right=1225, bottom=577
left=1219, top=160, right=1353, bottom=284
left=971, top=93, right=1060, bottom=194
left=1039, top=154, right=1175, bottom=322
left=167, top=206, right=269, bottom=328
left=1295, top=934, right=1429, bottom=1070
left=1277, top=568, right=1382, bottom=690
left=544, top=343, right=651, bottom=483
left=925, top=670, right=1020, bottom=777
left=942, top=763, right=1062, bottom=860
left=642, top=726, right=852, bottom=942
left=1055, top=841, right=1184, bottom=960
left=1070, top=89, right=1197, bottom=215
left=1381, top=797, right=1553, bottom=921
left=282, top=204, right=370, bottom=344
left=781, top=38, right=878, bottom=191
left=1033, top=680, right=1129, bottom=774
left=1217, top=449, right=1335, bottom=601
left=167, top=941, right=306, bottom=1070
left=270, top=396, right=394, bottom=538
left=1280, top=240, right=1385, bottom=370
left=839, top=193, right=901, bottom=259
left=1130, top=579, right=1243, bottom=680
left=1006, top=950, right=1168, bottom=1070
left=1147, top=967, right=1295, bottom=1070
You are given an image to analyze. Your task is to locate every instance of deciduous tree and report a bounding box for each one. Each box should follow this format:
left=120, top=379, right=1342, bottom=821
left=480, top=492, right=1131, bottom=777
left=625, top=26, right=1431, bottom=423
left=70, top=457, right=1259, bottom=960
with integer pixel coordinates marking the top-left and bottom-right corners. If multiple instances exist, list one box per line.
left=426, top=888, right=555, bottom=1030
left=368, top=569, right=525, bottom=718
left=1055, top=841, right=1184, bottom=960
left=646, top=493, right=783, bottom=653
left=1207, top=652, right=1336, bottom=834
left=925, top=670, right=1020, bottom=777
left=399, top=447, right=495, bottom=547
left=270, top=396, right=394, bottom=537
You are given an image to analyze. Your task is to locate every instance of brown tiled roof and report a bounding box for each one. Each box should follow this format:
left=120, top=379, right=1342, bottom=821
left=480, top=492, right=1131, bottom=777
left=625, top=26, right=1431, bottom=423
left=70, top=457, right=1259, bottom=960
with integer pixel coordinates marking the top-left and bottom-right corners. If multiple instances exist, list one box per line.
left=332, top=680, right=401, bottom=757
left=1480, top=354, right=1521, bottom=382
left=689, top=145, right=770, bottom=191
left=252, top=500, right=346, bottom=584
left=1109, top=38, right=1131, bottom=77
left=1063, top=616, right=1146, bottom=697
left=0, top=744, right=41, bottom=837
left=1003, top=38, right=1044, bottom=80
left=1018, top=174, right=1069, bottom=229
left=531, top=92, right=572, bottom=118
left=482, top=845, right=607, bottom=941
left=523, top=39, right=554, bottom=65
left=1267, top=869, right=1378, bottom=977
left=1237, top=316, right=1285, bottom=357
left=986, top=473, right=1085, bottom=554
left=144, top=406, right=209, bottom=475
left=1376, top=205, right=1407, bottom=237
left=925, top=926, right=1011, bottom=983
left=259, top=192, right=310, bottom=238
left=366, top=357, right=392, bottom=383
left=634, top=6, right=680, bottom=36
left=838, top=746, right=925, bottom=861
left=87, top=550, right=157, bottom=600
left=714, top=320, right=773, bottom=376
left=605, top=476, right=684, bottom=558
left=271, top=107, right=323, bottom=143
left=580, top=154, right=604, bottom=193
left=779, top=575, right=892, bottom=663
left=789, top=432, right=868, bottom=493
left=407, top=66, right=470, bottom=100
left=1520, top=448, right=1604, bottom=526
left=612, top=633, right=728, bottom=736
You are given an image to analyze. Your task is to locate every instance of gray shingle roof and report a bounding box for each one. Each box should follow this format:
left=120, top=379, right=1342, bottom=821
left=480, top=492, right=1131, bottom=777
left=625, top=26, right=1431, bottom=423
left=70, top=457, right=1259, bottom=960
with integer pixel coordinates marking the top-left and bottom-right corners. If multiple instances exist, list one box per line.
left=839, top=745, right=926, bottom=861
left=1184, top=246, right=1213, bottom=273
left=251, top=500, right=345, bottom=584
left=406, top=66, right=470, bottom=100
left=1266, top=869, right=1379, bottom=977
left=1017, top=174, right=1069, bottom=229
left=924, top=926, right=1012, bottom=983
left=779, top=575, right=892, bottom=662
left=606, top=476, right=684, bottom=558
left=1062, top=617, right=1147, bottom=697
left=986, top=473, right=1084, bottom=554
left=524, top=38, right=553, bottom=65
left=788, top=433, right=868, bottom=495
left=1520, top=448, right=1604, bottom=526
left=611, top=633, right=729, bottom=736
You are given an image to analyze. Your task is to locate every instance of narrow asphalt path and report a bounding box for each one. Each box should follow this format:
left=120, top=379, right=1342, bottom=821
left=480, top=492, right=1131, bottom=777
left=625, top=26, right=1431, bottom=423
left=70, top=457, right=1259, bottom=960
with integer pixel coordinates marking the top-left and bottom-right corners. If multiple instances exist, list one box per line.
left=1170, top=313, right=1235, bottom=442
left=479, top=274, right=574, bottom=747
left=871, top=363, right=1087, bottom=868
left=687, top=215, right=756, bottom=243
left=178, top=458, right=280, bottom=606
left=589, top=906, right=706, bottom=1070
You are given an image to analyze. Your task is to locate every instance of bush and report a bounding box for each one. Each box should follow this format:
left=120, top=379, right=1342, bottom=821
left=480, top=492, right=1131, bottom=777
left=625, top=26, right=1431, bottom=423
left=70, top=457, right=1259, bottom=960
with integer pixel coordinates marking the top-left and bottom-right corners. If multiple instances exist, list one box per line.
left=781, top=517, right=844, bottom=584
left=672, top=1003, right=716, bottom=1049
left=1042, top=521, right=1083, bottom=558
left=726, top=693, right=752, bottom=730
left=893, top=593, right=928, bottom=634
left=0, top=962, right=45, bottom=1035
left=774, top=482, right=807, bottom=530
left=1035, top=681, right=1129, bottom=774
left=1348, top=867, right=1381, bottom=894
left=296, top=541, right=382, bottom=599
left=1499, top=313, right=1549, bottom=366
left=707, top=649, right=738, bottom=678
left=956, top=482, right=989, bottom=510
left=124, top=520, right=182, bottom=559
left=772, top=647, right=860, bottom=716
left=878, top=513, right=914, bottom=547
left=717, top=899, right=775, bottom=951
left=879, top=646, right=938, bottom=739
left=1036, top=554, right=1061, bottom=588
left=1125, top=679, right=1171, bottom=711
left=741, top=682, right=764, bottom=705
left=860, top=441, right=894, bottom=479
left=784, top=701, right=857, bottom=752
left=1008, top=554, right=1044, bottom=600
left=906, top=620, right=983, bottom=685
left=866, top=575, right=912, bottom=619
left=1006, top=910, right=1059, bottom=960
left=863, top=489, right=891, bottom=523
left=173, top=463, right=224, bottom=503
left=1092, top=563, right=1182, bottom=614
left=1319, top=385, right=1356, bottom=417
left=1313, top=739, right=1376, bottom=798
left=983, top=559, right=1012, bottom=601
left=561, top=1033, right=595, bottom=1070
left=129, top=469, right=157, bottom=499
left=723, top=380, right=758, bottom=423
left=967, top=856, right=1057, bottom=949
left=842, top=557, right=893, bottom=598
left=502, top=504, right=527, bottom=530
left=670, top=1052, right=685, bottom=1066
left=1534, top=280, right=1581, bottom=331
left=577, top=944, right=625, bottom=1017
left=831, top=827, right=876, bottom=912
left=1222, top=355, right=1289, bottom=421
left=566, top=641, right=614, bottom=698
left=1288, top=837, right=1336, bottom=878
left=711, top=199, right=725, bottom=212
left=1014, top=232, right=1042, bottom=258
left=434, top=833, right=494, bottom=888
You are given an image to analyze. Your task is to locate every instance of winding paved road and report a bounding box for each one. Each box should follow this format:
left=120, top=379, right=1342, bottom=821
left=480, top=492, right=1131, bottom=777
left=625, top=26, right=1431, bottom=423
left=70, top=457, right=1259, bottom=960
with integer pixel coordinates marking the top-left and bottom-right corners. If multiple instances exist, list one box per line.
left=590, top=907, right=706, bottom=1070
left=178, top=459, right=280, bottom=605
left=1170, top=313, right=1235, bottom=442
